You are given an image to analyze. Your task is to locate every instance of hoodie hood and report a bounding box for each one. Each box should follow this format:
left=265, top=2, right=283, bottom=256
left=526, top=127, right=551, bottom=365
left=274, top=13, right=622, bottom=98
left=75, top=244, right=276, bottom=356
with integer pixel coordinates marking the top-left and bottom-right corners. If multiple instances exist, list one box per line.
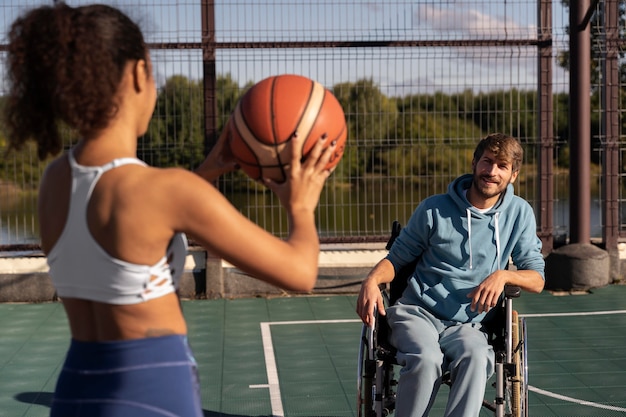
left=385, top=172, right=544, bottom=323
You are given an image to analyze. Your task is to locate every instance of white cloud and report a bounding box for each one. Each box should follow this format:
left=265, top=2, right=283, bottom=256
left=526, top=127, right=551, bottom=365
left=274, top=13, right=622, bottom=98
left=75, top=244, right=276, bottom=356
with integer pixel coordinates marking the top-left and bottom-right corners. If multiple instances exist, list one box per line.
left=414, top=4, right=536, bottom=38
left=398, top=3, right=568, bottom=94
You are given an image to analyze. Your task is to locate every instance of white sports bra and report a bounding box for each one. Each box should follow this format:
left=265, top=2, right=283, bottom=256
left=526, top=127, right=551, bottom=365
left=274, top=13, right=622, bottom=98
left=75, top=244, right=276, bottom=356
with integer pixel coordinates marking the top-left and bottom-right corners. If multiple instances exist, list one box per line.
left=47, top=151, right=187, bottom=305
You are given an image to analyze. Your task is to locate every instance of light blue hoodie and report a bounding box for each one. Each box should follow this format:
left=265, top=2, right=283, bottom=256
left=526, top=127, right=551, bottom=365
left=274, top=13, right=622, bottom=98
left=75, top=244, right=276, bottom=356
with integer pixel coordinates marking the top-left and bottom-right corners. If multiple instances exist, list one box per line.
left=386, top=173, right=545, bottom=323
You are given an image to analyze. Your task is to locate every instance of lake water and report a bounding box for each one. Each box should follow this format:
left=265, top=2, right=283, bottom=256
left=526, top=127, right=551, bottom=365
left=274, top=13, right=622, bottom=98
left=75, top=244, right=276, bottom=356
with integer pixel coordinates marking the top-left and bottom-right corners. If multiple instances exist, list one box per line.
left=0, top=192, right=605, bottom=246
left=0, top=191, right=39, bottom=246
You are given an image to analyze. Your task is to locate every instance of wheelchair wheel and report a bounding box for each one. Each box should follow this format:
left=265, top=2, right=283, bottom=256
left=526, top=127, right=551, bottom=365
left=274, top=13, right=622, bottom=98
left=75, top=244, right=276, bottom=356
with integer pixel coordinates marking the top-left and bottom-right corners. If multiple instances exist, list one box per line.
left=510, top=311, right=528, bottom=417
left=357, top=303, right=397, bottom=417
left=357, top=324, right=375, bottom=417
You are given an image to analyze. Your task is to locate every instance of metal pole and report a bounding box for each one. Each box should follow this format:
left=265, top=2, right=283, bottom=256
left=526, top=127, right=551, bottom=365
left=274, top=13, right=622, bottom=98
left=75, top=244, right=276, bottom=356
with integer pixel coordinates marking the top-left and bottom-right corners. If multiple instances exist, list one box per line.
left=537, top=0, right=554, bottom=254
left=569, top=0, right=592, bottom=244
left=601, top=0, right=620, bottom=249
left=201, top=0, right=218, bottom=158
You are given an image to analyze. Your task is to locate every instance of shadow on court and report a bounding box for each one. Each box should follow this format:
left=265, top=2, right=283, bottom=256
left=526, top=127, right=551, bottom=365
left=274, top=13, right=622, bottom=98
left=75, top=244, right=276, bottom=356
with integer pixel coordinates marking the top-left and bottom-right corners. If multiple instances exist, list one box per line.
left=14, top=391, right=269, bottom=417
left=14, top=392, right=53, bottom=408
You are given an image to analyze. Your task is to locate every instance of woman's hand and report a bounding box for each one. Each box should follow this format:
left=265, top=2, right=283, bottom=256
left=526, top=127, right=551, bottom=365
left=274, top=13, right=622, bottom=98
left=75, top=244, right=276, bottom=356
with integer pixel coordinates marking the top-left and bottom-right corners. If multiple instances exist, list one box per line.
left=195, top=123, right=239, bottom=182
left=264, top=132, right=335, bottom=215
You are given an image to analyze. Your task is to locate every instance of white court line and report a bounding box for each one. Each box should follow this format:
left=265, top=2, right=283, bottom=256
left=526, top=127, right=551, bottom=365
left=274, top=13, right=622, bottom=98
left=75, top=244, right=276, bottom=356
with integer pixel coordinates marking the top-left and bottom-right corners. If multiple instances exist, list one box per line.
left=521, top=309, right=626, bottom=318
left=258, top=311, right=626, bottom=416
left=260, top=323, right=284, bottom=417
left=522, top=309, right=626, bottom=412
left=259, top=319, right=360, bottom=417
left=529, top=385, right=626, bottom=412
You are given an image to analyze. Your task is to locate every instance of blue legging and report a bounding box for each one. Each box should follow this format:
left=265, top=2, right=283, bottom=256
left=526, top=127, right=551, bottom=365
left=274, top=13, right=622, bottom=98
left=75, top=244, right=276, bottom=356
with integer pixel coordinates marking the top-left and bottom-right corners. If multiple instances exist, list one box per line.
left=51, top=335, right=202, bottom=417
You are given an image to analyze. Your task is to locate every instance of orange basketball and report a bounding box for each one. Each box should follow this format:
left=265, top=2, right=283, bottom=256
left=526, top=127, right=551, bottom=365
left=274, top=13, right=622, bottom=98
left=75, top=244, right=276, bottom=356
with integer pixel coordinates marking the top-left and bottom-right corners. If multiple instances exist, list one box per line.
left=228, top=74, right=347, bottom=182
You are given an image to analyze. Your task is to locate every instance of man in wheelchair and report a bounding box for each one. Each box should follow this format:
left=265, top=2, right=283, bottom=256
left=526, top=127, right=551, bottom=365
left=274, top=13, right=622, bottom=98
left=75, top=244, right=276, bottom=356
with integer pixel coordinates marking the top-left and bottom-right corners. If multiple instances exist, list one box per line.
left=356, top=133, right=545, bottom=417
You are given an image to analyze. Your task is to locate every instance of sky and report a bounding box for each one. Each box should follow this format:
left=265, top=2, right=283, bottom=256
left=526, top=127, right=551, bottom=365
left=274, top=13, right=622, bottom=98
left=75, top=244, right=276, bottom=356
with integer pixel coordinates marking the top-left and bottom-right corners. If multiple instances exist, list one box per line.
left=0, top=0, right=571, bottom=96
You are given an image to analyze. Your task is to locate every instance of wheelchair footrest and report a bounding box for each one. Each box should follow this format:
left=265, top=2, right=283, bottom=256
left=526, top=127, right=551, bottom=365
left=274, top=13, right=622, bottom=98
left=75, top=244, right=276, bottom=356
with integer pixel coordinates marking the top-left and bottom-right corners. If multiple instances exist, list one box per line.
left=482, top=400, right=497, bottom=412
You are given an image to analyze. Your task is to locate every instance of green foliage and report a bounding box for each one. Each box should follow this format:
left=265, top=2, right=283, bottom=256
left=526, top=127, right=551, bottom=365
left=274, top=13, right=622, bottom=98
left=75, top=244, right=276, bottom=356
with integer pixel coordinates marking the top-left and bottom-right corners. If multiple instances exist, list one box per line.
left=0, top=142, right=46, bottom=190
left=469, top=90, right=538, bottom=146
left=141, top=75, right=205, bottom=169
left=0, top=73, right=581, bottom=194
left=0, top=98, right=42, bottom=190
left=140, top=74, right=247, bottom=172
left=381, top=143, right=473, bottom=185
left=332, top=79, right=399, bottom=181
left=333, top=79, right=399, bottom=146
left=217, top=73, right=243, bottom=119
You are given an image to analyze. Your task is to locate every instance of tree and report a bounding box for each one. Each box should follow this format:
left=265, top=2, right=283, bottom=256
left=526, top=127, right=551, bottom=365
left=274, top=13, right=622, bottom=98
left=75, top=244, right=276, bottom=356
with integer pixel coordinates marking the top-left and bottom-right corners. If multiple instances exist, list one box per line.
left=140, top=74, right=246, bottom=171
left=332, top=79, right=398, bottom=181
left=470, top=89, right=539, bottom=159
left=216, top=73, right=244, bottom=122
left=141, top=75, right=204, bottom=169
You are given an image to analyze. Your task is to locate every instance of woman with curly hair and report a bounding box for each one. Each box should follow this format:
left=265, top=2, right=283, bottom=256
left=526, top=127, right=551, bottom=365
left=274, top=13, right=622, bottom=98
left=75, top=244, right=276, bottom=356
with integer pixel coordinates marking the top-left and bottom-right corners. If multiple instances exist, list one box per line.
left=4, top=3, right=335, bottom=416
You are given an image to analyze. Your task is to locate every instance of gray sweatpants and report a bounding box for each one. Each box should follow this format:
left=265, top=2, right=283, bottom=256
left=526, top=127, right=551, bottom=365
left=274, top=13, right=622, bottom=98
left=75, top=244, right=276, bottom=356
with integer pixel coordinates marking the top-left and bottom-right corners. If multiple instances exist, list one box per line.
left=386, top=301, right=495, bottom=417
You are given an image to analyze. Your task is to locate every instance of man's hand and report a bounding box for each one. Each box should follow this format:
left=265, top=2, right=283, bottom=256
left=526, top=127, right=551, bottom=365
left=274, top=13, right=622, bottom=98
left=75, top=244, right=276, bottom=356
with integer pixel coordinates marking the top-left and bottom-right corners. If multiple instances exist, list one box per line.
left=356, top=258, right=396, bottom=327
left=468, top=268, right=545, bottom=313
left=467, top=270, right=507, bottom=313
left=356, top=277, right=385, bottom=327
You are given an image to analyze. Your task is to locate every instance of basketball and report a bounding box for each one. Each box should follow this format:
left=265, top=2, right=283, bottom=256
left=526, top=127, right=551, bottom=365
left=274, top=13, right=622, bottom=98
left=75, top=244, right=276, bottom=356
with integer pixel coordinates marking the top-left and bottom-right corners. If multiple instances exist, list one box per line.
left=228, top=74, right=347, bottom=182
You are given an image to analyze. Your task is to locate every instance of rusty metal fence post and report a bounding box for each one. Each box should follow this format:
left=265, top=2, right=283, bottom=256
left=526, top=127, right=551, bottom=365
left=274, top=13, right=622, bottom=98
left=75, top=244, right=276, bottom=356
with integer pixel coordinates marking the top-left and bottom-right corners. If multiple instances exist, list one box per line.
left=568, top=0, right=592, bottom=244
left=601, top=0, right=620, bottom=251
left=538, top=0, right=555, bottom=254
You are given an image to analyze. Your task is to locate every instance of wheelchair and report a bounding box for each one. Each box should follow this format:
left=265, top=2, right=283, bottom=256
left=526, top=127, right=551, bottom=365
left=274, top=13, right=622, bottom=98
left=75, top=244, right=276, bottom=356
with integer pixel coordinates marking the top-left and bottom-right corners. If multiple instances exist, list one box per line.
left=357, top=221, right=528, bottom=417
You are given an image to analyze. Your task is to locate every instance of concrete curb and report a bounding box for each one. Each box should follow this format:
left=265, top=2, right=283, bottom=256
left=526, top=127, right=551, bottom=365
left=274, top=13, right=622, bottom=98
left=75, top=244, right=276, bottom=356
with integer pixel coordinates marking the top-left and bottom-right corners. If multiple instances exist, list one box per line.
left=0, top=244, right=386, bottom=302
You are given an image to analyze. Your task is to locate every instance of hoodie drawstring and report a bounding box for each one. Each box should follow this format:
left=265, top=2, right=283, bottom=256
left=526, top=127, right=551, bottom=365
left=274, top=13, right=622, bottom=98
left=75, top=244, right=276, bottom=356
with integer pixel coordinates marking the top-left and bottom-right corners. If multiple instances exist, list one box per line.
left=466, top=209, right=501, bottom=270
left=494, top=212, right=501, bottom=268
left=466, top=208, right=473, bottom=269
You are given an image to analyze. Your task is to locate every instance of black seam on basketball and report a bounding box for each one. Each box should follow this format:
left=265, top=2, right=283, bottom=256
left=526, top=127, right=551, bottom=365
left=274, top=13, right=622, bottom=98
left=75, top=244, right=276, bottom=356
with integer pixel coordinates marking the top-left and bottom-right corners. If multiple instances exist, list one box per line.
left=270, top=76, right=278, bottom=146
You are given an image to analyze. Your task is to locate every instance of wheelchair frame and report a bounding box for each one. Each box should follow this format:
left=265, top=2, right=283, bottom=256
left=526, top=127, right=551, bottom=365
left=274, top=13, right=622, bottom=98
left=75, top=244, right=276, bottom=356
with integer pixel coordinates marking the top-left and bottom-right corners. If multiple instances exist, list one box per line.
left=356, top=222, right=529, bottom=417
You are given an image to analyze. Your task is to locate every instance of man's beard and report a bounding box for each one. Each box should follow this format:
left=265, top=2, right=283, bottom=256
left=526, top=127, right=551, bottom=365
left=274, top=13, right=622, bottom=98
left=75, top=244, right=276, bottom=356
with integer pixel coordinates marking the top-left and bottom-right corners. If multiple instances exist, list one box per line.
left=472, top=174, right=509, bottom=200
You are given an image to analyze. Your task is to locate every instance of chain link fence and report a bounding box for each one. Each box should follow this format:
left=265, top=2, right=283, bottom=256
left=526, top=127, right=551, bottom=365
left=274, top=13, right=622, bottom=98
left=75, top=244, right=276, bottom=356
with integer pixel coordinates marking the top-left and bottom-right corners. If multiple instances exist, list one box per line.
left=1, top=1, right=624, bottom=253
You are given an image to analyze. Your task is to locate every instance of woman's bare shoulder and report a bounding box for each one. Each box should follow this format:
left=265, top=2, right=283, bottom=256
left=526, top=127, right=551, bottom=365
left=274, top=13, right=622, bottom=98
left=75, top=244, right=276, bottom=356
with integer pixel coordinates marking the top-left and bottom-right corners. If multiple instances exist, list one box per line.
left=141, top=166, right=219, bottom=195
left=41, top=154, right=70, bottom=180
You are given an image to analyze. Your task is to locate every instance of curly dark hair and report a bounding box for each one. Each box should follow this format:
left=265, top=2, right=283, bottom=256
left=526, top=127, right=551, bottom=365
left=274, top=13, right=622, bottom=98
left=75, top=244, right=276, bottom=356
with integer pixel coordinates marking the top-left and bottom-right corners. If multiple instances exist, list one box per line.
left=3, top=2, right=148, bottom=160
left=473, top=133, right=524, bottom=173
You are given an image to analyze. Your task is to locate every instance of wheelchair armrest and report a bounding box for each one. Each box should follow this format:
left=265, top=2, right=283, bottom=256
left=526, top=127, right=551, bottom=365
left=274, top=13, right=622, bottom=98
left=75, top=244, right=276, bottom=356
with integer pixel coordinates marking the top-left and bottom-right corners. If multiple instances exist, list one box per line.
left=504, top=285, right=521, bottom=299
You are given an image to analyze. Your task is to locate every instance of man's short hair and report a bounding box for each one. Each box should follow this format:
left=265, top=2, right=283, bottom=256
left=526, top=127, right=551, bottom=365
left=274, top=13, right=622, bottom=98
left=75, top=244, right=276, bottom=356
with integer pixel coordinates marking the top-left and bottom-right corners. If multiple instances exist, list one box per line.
left=473, top=133, right=524, bottom=173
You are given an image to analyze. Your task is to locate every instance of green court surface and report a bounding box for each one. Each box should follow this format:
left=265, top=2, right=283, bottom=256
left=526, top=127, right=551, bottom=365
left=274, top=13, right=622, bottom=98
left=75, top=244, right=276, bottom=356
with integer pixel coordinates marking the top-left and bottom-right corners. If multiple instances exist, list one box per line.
left=2, top=285, right=626, bottom=417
